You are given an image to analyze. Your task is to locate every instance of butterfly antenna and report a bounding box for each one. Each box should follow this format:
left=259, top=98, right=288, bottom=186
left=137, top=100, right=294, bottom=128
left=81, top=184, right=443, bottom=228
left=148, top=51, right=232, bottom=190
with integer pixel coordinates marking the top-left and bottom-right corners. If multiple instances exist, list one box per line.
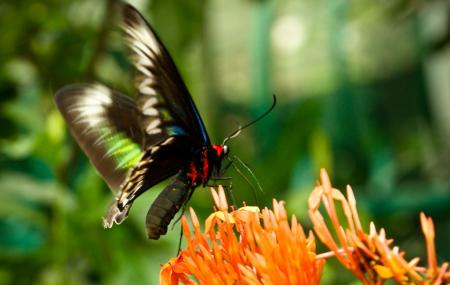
left=223, top=94, right=277, bottom=145
left=173, top=207, right=186, bottom=254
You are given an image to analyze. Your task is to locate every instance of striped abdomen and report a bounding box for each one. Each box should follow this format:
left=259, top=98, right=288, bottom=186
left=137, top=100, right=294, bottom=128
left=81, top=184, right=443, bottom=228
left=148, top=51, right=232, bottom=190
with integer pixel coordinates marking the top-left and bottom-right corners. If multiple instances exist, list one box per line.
left=146, top=170, right=192, bottom=239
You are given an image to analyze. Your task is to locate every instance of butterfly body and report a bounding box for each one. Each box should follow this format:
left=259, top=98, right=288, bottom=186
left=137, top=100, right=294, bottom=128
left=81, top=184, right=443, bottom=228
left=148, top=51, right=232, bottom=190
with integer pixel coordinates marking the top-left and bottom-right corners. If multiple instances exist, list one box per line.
left=145, top=144, right=226, bottom=239
left=55, top=3, right=229, bottom=239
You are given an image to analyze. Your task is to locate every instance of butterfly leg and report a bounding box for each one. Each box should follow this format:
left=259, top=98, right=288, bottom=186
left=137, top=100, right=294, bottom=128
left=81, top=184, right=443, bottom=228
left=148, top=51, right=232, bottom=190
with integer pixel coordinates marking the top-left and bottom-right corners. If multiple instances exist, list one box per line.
left=221, top=159, right=234, bottom=174
left=207, top=176, right=233, bottom=191
left=207, top=177, right=236, bottom=209
left=223, top=181, right=237, bottom=210
left=229, top=156, right=263, bottom=206
left=173, top=187, right=195, bottom=254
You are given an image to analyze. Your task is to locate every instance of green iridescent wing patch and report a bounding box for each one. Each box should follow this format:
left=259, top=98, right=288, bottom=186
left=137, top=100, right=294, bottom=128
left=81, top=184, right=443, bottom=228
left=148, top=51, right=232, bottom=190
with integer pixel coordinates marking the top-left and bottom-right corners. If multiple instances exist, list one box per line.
left=99, top=127, right=142, bottom=169
left=55, top=83, right=144, bottom=193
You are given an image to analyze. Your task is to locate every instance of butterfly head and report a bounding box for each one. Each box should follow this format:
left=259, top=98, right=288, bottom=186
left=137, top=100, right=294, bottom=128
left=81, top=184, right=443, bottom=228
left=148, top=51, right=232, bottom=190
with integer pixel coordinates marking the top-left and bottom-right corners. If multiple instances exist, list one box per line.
left=207, top=144, right=228, bottom=181
left=212, top=144, right=228, bottom=159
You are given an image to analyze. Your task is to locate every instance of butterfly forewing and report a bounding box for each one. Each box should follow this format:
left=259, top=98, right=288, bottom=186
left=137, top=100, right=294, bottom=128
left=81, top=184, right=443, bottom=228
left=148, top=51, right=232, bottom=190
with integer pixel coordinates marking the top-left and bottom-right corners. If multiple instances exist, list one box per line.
left=121, top=4, right=210, bottom=146
left=55, top=84, right=144, bottom=192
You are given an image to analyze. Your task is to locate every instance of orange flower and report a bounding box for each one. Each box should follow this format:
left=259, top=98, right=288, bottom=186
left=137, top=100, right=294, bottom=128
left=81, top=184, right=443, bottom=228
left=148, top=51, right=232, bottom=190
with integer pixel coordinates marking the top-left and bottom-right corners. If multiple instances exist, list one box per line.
left=160, top=169, right=449, bottom=284
left=160, top=186, right=325, bottom=285
left=308, top=169, right=450, bottom=285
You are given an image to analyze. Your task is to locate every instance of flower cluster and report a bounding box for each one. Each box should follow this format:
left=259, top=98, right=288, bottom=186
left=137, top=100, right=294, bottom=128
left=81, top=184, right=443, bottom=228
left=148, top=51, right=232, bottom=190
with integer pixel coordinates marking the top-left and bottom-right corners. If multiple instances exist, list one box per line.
left=309, top=169, right=449, bottom=284
left=160, top=169, right=449, bottom=285
left=160, top=186, right=324, bottom=285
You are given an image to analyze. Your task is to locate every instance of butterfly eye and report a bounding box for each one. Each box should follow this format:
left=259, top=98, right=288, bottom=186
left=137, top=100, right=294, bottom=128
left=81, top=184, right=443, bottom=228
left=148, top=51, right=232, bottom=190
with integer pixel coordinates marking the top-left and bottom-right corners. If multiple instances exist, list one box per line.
left=223, top=145, right=229, bottom=156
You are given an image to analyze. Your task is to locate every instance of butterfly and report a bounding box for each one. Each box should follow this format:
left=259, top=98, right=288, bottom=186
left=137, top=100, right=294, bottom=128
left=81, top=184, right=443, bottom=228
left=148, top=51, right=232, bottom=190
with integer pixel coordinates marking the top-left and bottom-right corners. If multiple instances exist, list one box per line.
left=55, top=3, right=228, bottom=239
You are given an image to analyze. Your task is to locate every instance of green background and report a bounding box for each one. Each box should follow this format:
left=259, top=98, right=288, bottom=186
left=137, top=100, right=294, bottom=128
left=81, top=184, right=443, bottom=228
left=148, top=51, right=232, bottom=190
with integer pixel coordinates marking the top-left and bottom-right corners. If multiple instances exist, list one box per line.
left=0, top=0, right=449, bottom=284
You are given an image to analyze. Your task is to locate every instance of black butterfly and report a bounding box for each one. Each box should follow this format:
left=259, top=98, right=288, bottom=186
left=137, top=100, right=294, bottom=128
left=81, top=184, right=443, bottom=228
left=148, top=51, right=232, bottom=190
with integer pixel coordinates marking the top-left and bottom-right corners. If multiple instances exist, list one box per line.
left=55, top=3, right=228, bottom=239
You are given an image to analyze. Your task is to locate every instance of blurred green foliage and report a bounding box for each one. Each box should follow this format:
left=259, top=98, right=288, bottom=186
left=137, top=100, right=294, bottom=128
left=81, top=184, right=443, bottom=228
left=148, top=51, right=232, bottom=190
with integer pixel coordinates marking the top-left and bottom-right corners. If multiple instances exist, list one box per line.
left=0, top=0, right=449, bottom=284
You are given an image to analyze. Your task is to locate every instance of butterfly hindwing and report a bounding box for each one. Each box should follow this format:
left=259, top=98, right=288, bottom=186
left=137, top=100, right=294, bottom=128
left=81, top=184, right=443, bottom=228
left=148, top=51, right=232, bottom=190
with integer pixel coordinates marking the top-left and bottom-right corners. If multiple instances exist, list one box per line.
left=55, top=83, right=145, bottom=192
left=121, top=3, right=210, bottom=146
left=103, top=135, right=198, bottom=227
left=117, top=135, right=198, bottom=207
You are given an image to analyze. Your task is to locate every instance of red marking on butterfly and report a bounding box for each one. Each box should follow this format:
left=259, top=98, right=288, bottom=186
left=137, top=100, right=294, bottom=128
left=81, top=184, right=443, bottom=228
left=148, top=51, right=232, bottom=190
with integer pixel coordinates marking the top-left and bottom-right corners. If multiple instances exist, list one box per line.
left=186, top=145, right=226, bottom=187
left=212, top=144, right=224, bottom=157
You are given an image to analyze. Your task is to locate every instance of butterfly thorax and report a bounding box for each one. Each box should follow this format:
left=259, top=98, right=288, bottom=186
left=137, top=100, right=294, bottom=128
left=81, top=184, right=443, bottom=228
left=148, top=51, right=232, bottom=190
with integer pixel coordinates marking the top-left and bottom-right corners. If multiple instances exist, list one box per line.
left=186, top=144, right=227, bottom=187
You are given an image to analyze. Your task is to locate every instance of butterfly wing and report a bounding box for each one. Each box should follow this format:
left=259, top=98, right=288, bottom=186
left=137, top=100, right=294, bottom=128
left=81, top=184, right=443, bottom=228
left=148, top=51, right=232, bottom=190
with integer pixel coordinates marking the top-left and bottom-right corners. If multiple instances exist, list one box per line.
left=55, top=83, right=198, bottom=227
left=55, top=83, right=144, bottom=193
left=121, top=3, right=210, bottom=147
left=103, top=4, right=213, bottom=227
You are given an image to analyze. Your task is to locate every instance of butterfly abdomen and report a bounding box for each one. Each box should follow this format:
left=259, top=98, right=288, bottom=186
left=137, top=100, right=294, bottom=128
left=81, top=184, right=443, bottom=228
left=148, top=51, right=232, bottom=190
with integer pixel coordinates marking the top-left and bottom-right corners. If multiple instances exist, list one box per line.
left=146, top=170, right=192, bottom=239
